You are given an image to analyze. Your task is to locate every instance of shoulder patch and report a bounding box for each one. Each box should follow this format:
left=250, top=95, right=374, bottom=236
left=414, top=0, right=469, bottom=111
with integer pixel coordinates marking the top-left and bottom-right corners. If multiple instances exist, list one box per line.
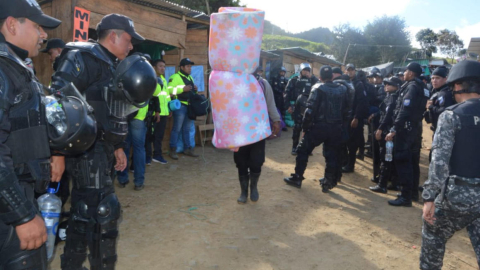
left=438, top=96, right=444, bottom=105
left=403, top=99, right=411, bottom=106
left=424, top=88, right=430, bottom=98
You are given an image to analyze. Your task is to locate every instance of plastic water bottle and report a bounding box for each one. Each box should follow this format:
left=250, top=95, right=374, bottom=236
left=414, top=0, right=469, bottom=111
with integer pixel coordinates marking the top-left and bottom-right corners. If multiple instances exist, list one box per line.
left=43, top=96, right=67, bottom=135
left=38, top=188, right=62, bottom=261
left=385, top=141, right=394, bottom=162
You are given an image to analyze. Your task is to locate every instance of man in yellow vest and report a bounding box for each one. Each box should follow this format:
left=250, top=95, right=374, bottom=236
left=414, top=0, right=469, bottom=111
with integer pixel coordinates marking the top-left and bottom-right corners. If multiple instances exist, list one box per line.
left=167, top=58, right=199, bottom=159
left=146, top=59, right=171, bottom=164
left=118, top=71, right=161, bottom=190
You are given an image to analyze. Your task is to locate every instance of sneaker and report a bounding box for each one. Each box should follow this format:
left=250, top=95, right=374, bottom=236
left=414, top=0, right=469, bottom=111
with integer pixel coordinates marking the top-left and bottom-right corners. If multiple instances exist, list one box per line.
left=134, top=185, right=144, bottom=191
left=184, top=148, right=199, bottom=157
left=152, top=156, right=168, bottom=164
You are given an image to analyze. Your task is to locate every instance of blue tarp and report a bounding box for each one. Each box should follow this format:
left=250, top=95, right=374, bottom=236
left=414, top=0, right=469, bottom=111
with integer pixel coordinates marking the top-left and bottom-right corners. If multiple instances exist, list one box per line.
left=191, top=66, right=205, bottom=92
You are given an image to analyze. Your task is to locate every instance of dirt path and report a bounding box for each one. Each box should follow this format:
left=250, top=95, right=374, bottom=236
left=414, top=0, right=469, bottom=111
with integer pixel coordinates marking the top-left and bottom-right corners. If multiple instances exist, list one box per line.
left=50, top=124, right=478, bottom=270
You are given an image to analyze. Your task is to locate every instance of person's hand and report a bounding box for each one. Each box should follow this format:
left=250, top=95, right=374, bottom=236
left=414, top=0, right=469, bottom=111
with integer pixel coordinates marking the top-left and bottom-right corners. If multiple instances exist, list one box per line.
left=351, top=118, right=358, bottom=128
left=183, top=85, right=193, bottom=92
left=368, top=114, right=374, bottom=124
left=155, top=112, right=160, bottom=123
left=426, top=100, right=433, bottom=109
left=423, top=201, right=436, bottom=225
left=114, top=148, right=127, bottom=171
left=50, top=155, right=65, bottom=182
left=272, top=121, right=281, bottom=136
left=385, top=132, right=396, bottom=141
left=15, top=215, right=47, bottom=250
left=375, top=129, right=382, bottom=141
left=287, top=106, right=294, bottom=114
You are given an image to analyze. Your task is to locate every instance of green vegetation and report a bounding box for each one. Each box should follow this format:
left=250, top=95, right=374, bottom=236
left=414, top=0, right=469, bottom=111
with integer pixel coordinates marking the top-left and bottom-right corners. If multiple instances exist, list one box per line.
left=262, top=34, right=331, bottom=53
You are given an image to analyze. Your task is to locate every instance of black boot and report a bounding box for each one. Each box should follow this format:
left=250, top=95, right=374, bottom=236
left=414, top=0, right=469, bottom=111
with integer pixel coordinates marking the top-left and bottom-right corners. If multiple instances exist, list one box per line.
left=369, top=185, right=387, bottom=193
left=370, top=176, right=379, bottom=183
left=284, top=174, right=304, bottom=188
left=342, top=165, right=354, bottom=173
left=291, top=146, right=297, bottom=156
left=237, top=175, right=249, bottom=204
left=321, top=171, right=336, bottom=193
left=388, top=196, right=412, bottom=207
left=250, top=173, right=260, bottom=202
left=61, top=253, right=88, bottom=270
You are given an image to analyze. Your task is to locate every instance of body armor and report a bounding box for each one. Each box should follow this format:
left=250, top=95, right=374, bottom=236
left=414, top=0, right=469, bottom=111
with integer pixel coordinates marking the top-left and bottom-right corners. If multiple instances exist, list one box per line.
left=448, top=99, right=480, bottom=178
left=0, top=43, right=51, bottom=193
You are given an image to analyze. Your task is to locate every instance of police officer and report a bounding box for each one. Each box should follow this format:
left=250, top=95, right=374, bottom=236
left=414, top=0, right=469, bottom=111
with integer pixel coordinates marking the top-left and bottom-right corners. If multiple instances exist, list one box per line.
left=0, top=0, right=61, bottom=268
left=424, top=66, right=455, bottom=136
left=369, top=77, right=402, bottom=193
left=40, top=38, right=65, bottom=68
left=284, top=66, right=349, bottom=192
left=420, top=60, right=480, bottom=270
left=50, top=14, right=155, bottom=269
left=285, top=63, right=319, bottom=155
left=367, top=68, right=386, bottom=180
left=385, top=62, right=429, bottom=206
left=270, top=66, right=288, bottom=130
left=343, top=64, right=369, bottom=172
left=397, top=71, right=405, bottom=82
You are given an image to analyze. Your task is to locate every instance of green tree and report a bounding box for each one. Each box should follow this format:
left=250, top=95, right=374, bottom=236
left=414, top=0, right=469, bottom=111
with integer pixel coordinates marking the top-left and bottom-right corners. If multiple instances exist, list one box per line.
left=262, top=34, right=330, bottom=53
left=437, top=29, right=464, bottom=62
left=331, top=24, right=374, bottom=67
left=363, top=15, right=411, bottom=64
left=415, top=28, right=438, bottom=59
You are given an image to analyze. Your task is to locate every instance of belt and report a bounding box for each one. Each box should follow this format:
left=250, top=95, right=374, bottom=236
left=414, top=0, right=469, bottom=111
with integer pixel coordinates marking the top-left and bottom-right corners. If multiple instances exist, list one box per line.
left=454, top=178, right=480, bottom=187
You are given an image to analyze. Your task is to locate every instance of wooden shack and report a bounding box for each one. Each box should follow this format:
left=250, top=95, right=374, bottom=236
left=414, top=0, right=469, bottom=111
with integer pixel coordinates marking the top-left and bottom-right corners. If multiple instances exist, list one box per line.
left=267, top=47, right=342, bottom=79
left=35, top=0, right=211, bottom=148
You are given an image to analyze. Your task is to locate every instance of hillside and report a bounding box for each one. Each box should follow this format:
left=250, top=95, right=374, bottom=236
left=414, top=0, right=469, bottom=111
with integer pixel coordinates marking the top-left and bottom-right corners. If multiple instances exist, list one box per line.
left=262, top=34, right=331, bottom=53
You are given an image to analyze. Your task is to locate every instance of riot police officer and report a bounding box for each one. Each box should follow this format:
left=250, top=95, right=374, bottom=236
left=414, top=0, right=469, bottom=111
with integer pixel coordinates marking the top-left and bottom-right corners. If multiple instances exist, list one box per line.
left=343, top=64, right=369, bottom=172
left=50, top=14, right=156, bottom=270
left=270, top=66, right=288, bottom=130
left=284, top=66, right=349, bottom=192
left=386, top=62, right=429, bottom=206
left=424, top=66, right=455, bottom=136
left=420, top=60, right=480, bottom=270
left=0, top=0, right=61, bottom=268
left=369, top=77, right=402, bottom=193
left=285, top=63, right=319, bottom=155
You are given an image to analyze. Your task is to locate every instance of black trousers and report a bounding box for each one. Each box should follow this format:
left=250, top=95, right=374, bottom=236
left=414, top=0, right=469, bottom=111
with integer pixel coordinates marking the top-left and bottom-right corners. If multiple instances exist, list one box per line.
left=145, top=116, right=168, bottom=159
left=0, top=181, right=48, bottom=269
left=346, top=120, right=365, bottom=169
left=291, top=109, right=303, bottom=149
left=233, top=139, right=266, bottom=176
left=295, top=123, right=342, bottom=179
left=394, top=126, right=419, bottom=200
left=273, top=92, right=285, bottom=119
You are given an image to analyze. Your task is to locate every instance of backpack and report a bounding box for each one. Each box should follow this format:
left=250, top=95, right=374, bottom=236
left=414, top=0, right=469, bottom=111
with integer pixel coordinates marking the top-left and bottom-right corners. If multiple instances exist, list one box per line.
left=187, top=93, right=210, bottom=120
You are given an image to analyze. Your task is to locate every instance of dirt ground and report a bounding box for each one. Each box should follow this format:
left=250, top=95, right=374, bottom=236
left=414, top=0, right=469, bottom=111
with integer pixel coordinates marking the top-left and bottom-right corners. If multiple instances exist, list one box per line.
left=49, top=123, right=478, bottom=270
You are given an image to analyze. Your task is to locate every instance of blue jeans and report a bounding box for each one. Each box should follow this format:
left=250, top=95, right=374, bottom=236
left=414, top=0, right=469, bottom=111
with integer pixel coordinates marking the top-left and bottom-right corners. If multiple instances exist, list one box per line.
left=169, top=104, right=193, bottom=149
left=118, top=119, right=146, bottom=186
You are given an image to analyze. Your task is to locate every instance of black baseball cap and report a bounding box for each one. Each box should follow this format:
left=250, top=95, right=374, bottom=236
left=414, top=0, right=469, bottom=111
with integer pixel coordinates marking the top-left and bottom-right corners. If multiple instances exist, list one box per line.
left=320, top=65, right=333, bottom=79
left=180, top=58, right=195, bottom=66
left=396, top=72, right=404, bottom=76
left=432, top=65, right=448, bottom=78
left=332, top=67, right=342, bottom=74
left=40, top=38, right=65, bottom=53
left=406, top=62, right=422, bottom=77
left=0, top=0, right=61, bottom=29
left=384, top=76, right=402, bottom=87
left=346, top=63, right=355, bottom=70
left=96, top=14, right=145, bottom=44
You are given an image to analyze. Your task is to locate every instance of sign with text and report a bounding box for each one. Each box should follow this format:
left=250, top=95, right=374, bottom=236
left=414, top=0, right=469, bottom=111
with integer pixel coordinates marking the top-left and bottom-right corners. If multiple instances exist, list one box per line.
left=73, top=7, right=90, bottom=42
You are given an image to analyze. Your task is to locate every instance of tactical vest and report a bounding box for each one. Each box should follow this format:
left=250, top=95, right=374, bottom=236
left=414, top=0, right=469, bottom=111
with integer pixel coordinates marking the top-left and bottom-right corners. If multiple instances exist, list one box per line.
left=0, top=44, right=51, bottom=190
left=58, top=43, right=127, bottom=145
left=448, top=99, right=480, bottom=178
left=315, top=82, right=347, bottom=124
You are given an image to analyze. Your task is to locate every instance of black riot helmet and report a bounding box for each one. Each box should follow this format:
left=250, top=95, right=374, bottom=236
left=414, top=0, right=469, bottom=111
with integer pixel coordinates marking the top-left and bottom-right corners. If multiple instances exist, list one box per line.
left=113, top=54, right=157, bottom=108
left=447, top=60, right=480, bottom=94
left=47, top=84, right=97, bottom=155
left=280, top=66, right=287, bottom=72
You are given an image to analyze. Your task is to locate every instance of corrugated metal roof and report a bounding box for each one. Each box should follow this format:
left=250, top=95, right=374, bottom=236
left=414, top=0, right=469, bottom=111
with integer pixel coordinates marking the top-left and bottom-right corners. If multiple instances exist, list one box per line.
left=467, top=37, right=480, bottom=60
left=261, top=50, right=280, bottom=59
left=268, top=47, right=342, bottom=66
left=123, top=0, right=210, bottom=21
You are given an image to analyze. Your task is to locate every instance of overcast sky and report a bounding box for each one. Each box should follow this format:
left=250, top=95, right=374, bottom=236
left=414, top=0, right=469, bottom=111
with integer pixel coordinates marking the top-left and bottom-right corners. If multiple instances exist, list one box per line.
left=239, top=0, right=480, bottom=50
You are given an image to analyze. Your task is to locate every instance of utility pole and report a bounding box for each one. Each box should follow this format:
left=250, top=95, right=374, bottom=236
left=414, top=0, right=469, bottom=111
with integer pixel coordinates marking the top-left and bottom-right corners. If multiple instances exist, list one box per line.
left=205, top=0, right=211, bottom=15
left=343, top=43, right=353, bottom=65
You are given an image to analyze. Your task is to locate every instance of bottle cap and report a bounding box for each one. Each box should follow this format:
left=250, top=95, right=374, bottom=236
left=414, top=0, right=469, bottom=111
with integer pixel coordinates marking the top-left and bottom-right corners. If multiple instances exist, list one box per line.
left=47, top=188, right=56, bottom=194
